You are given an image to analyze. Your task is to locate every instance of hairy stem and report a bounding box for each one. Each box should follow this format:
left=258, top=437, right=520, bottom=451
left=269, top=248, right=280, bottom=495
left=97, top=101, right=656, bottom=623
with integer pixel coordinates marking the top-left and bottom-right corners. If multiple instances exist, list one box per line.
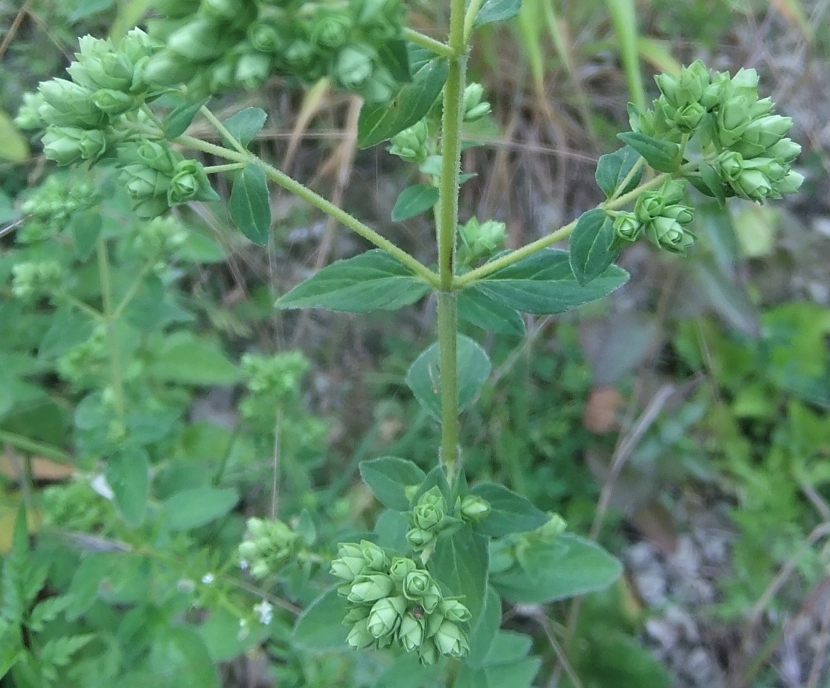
left=0, top=430, right=73, bottom=464
left=403, top=27, right=454, bottom=58
left=97, top=235, right=125, bottom=420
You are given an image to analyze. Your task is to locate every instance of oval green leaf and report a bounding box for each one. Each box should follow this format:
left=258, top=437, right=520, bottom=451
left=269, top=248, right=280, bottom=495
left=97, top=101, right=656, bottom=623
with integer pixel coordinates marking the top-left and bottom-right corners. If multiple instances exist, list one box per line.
left=391, top=184, right=439, bottom=222
left=469, top=483, right=549, bottom=537
left=595, top=145, right=643, bottom=198
left=359, top=457, right=426, bottom=511
left=221, top=107, right=267, bottom=148
left=106, top=447, right=150, bottom=526
left=229, top=164, right=271, bottom=246
left=161, top=486, right=239, bottom=531
left=569, top=209, right=619, bottom=286
left=292, top=587, right=349, bottom=650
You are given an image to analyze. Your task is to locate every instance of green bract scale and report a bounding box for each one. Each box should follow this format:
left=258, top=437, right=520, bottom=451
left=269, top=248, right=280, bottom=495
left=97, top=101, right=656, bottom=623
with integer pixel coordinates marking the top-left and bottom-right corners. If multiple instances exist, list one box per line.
left=330, top=542, right=471, bottom=664
left=143, top=0, right=407, bottom=100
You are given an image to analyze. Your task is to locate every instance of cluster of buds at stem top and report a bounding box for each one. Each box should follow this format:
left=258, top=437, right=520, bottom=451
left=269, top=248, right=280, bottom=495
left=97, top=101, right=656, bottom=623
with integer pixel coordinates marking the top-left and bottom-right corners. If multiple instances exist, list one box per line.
left=238, top=517, right=299, bottom=579
left=11, top=261, right=66, bottom=301
left=15, top=173, right=98, bottom=244
left=405, top=486, right=457, bottom=551
left=388, top=120, right=429, bottom=163
left=330, top=541, right=471, bottom=664
left=458, top=217, right=507, bottom=265
left=612, top=179, right=695, bottom=254
left=115, top=138, right=219, bottom=219
left=20, top=30, right=160, bottom=167
left=144, top=0, right=406, bottom=101
left=629, top=60, right=802, bottom=203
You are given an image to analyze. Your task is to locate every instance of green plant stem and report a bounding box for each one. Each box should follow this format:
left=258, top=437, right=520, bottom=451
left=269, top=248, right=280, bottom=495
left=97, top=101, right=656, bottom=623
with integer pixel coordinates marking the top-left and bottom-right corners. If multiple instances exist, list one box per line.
left=199, top=105, right=247, bottom=155
left=434, top=0, right=469, bottom=484
left=462, top=0, right=484, bottom=42
left=609, top=157, right=645, bottom=201
left=203, top=162, right=246, bottom=174
left=58, top=292, right=104, bottom=322
left=111, top=249, right=163, bottom=321
left=454, top=171, right=672, bottom=288
left=403, top=27, right=454, bottom=58
left=0, top=430, right=73, bottom=464
left=97, top=235, right=126, bottom=420
left=174, top=133, right=439, bottom=287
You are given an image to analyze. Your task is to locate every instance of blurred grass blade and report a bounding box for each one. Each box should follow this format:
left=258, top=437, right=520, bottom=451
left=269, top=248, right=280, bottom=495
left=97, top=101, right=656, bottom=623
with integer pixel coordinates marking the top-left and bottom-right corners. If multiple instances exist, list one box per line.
left=0, top=109, right=29, bottom=162
left=770, top=0, right=814, bottom=44
left=108, top=0, right=150, bottom=43
left=637, top=37, right=681, bottom=76
left=517, top=0, right=545, bottom=93
left=605, top=0, right=646, bottom=110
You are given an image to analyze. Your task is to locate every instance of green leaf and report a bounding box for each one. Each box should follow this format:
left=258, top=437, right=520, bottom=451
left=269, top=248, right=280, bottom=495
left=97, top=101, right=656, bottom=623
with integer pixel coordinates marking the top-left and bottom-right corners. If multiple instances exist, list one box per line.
left=220, top=108, right=267, bottom=148
left=163, top=98, right=209, bottom=138
left=67, top=209, right=102, bottom=260
left=469, top=483, right=548, bottom=537
left=374, top=509, right=410, bottom=551
left=198, top=608, right=270, bottom=662
left=694, top=162, right=727, bottom=206
left=391, top=184, right=439, bottom=222
left=568, top=209, right=619, bottom=286
left=472, top=249, right=628, bottom=314
left=358, top=58, right=449, bottom=148
left=492, top=534, right=622, bottom=603
left=2, top=505, right=29, bottom=623
left=484, top=657, right=541, bottom=687
left=472, top=0, right=523, bottom=27
left=292, top=587, right=349, bottom=650
left=275, top=250, right=430, bottom=312
left=373, top=652, right=441, bottom=688
left=0, top=109, right=29, bottom=163
left=405, top=335, right=492, bottom=422
left=457, top=290, right=525, bottom=337
left=229, top=164, right=271, bottom=246
left=161, top=486, right=239, bottom=531
left=429, top=525, right=488, bottom=624
left=359, top=457, right=426, bottom=511
left=105, top=447, right=150, bottom=526
left=67, top=0, right=115, bottom=21
left=38, top=306, right=95, bottom=359
left=485, top=630, right=533, bottom=664
left=148, top=626, right=219, bottom=688
left=148, top=332, right=239, bottom=386
left=466, top=586, right=502, bottom=669
left=377, top=39, right=412, bottom=82
left=595, top=146, right=642, bottom=198
left=616, top=132, right=681, bottom=173
left=411, top=466, right=453, bottom=512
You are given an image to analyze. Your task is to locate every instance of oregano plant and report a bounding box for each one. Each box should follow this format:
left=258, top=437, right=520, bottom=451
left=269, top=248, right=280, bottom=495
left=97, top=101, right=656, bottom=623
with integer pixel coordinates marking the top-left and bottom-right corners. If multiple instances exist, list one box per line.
left=13, top=0, right=803, bottom=684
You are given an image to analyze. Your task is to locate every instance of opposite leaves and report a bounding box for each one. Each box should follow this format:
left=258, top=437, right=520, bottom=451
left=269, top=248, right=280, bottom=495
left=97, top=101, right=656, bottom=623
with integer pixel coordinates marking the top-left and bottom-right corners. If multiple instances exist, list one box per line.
left=275, top=250, right=430, bottom=312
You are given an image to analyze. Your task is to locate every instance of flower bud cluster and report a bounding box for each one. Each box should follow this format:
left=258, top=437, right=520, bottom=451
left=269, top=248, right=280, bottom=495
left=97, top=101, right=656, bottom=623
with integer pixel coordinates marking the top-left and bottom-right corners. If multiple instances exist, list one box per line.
left=629, top=60, right=802, bottom=202
left=11, top=261, right=66, bottom=300
left=406, top=487, right=452, bottom=551
left=115, top=138, right=218, bottom=219
left=27, top=30, right=159, bottom=167
left=388, top=120, right=429, bottom=163
left=613, top=179, right=695, bottom=254
left=57, top=326, right=111, bottom=389
left=458, top=217, right=507, bottom=264
left=462, top=83, right=491, bottom=122
left=238, top=517, right=299, bottom=579
left=330, top=541, right=471, bottom=664
left=144, top=0, right=406, bottom=101
left=16, top=174, right=98, bottom=244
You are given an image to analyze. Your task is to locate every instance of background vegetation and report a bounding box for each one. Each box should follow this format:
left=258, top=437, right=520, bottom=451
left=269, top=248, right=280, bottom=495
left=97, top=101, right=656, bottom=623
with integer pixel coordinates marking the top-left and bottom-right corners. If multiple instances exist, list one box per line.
left=1, top=0, right=829, bottom=686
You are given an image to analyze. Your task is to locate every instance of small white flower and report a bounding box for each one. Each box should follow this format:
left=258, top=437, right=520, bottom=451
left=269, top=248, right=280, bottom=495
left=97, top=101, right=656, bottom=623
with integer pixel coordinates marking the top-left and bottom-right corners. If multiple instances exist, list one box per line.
left=201, top=573, right=215, bottom=585
left=237, top=618, right=249, bottom=641
left=254, top=600, right=274, bottom=626
left=239, top=559, right=249, bottom=571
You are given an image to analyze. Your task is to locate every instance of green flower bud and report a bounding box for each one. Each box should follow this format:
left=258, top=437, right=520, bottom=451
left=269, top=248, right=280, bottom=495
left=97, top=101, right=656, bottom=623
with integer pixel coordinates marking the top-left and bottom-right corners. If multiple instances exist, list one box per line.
left=767, top=137, right=801, bottom=163
left=775, top=169, right=804, bottom=195
left=433, top=619, right=469, bottom=658
left=389, top=120, right=429, bottom=163
left=39, top=79, right=106, bottom=129
left=418, top=637, right=440, bottom=666
left=348, top=573, right=394, bottom=603
left=537, top=513, right=568, bottom=540
left=312, top=11, right=353, bottom=50
left=358, top=64, right=398, bottom=103
left=661, top=178, right=688, bottom=205
left=346, top=618, right=376, bottom=649
left=403, top=484, right=420, bottom=503
left=716, top=95, right=752, bottom=147
left=42, top=126, right=107, bottom=165
left=120, top=28, right=157, bottom=67
left=743, top=156, right=787, bottom=184
left=463, top=82, right=491, bottom=122
left=248, top=12, right=289, bottom=53
left=91, top=88, right=135, bottom=116
left=167, top=17, right=236, bottom=62
left=283, top=40, right=316, bottom=76
left=366, top=595, right=405, bottom=638
left=360, top=540, right=389, bottom=571
left=132, top=195, right=171, bottom=220
left=732, top=114, right=792, bottom=157
left=729, top=168, right=774, bottom=202
left=417, top=486, right=446, bottom=510
left=406, top=527, right=435, bottom=551
left=142, top=51, right=200, bottom=88
left=645, top=215, right=695, bottom=254
left=731, top=67, right=760, bottom=93
left=398, top=611, right=425, bottom=652
left=663, top=203, right=695, bottom=225
left=201, top=0, right=241, bottom=21
left=68, top=36, right=134, bottom=92
left=460, top=217, right=507, bottom=262
left=330, top=556, right=366, bottom=582
left=209, top=60, right=237, bottom=92
left=402, top=571, right=441, bottom=613
left=342, top=605, right=371, bottom=625
left=168, top=159, right=216, bottom=205
left=238, top=540, right=262, bottom=560
left=715, top=150, right=744, bottom=183
left=673, top=101, right=706, bottom=133
left=634, top=191, right=665, bottom=224
left=389, top=557, right=417, bottom=583
left=459, top=495, right=490, bottom=522
left=334, top=45, right=375, bottom=92
left=413, top=502, right=444, bottom=531
left=246, top=517, right=268, bottom=539
left=612, top=211, right=642, bottom=244
left=235, top=50, right=272, bottom=90
left=14, top=92, right=46, bottom=130
left=119, top=164, right=170, bottom=201
left=439, top=599, right=471, bottom=624
left=118, top=140, right=179, bottom=175
left=11, top=261, right=65, bottom=300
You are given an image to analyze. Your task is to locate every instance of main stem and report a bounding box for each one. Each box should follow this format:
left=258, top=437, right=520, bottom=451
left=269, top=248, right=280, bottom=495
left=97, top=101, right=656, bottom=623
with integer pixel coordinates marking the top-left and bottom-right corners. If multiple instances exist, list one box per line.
left=437, top=0, right=468, bottom=486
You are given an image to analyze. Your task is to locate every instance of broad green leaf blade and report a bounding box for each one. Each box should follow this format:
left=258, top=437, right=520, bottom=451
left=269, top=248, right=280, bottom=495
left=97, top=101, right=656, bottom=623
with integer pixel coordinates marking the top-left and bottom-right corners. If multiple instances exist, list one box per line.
left=67, top=208, right=102, bottom=260
left=0, top=109, right=29, bottom=162
left=492, top=534, right=622, bottom=603
left=377, top=39, right=412, bottom=82
left=391, top=184, right=439, bottom=222
left=405, top=335, right=492, bottom=422
left=469, top=483, right=548, bottom=537
left=147, top=332, right=239, bottom=386
left=275, top=250, right=430, bottom=312
left=221, top=107, right=267, bottom=148
left=617, top=131, right=680, bottom=173
left=429, top=525, right=488, bottom=624
left=358, top=58, right=449, bottom=148
left=484, top=630, right=533, bottom=664
left=38, top=306, right=95, bottom=359
left=1, top=505, right=29, bottom=623
left=292, top=587, right=349, bottom=650
left=163, top=98, right=209, bottom=138
left=457, top=290, right=525, bottom=336
left=473, top=0, right=523, bottom=27
left=359, top=457, right=426, bottom=511
left=466, top=586, right=502, bottom=669
left=148, top=626, right=220, bottom=688
left=372, top=652, right=441, bottom=688
left=161, top=486, right=239, bottom=531
left=229, top=164, right=271, bottom=246
left=595, top=146, right=643, bottom=198
left=105, top=447, right=150, bottom=526
left=484, top=657, right=541, bottom=686
left=568, top=209, right=619, bottom=286
left=68, top=0, right=115, bottom=21
left=473, top=249, right=628, bottom=314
